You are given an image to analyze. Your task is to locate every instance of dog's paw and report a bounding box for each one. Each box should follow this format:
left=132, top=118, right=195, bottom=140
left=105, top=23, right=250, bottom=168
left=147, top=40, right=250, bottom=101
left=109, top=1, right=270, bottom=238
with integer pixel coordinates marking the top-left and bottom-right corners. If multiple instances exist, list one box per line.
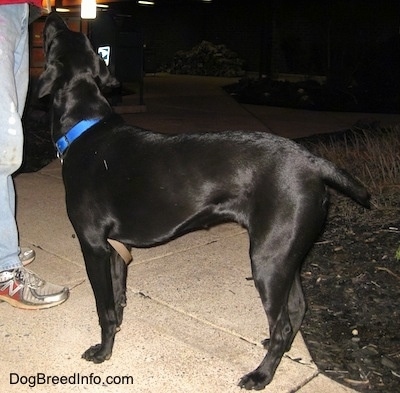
left=238, top=371, right=271, bottom=391
left=82, top=344, right=112, bottom=363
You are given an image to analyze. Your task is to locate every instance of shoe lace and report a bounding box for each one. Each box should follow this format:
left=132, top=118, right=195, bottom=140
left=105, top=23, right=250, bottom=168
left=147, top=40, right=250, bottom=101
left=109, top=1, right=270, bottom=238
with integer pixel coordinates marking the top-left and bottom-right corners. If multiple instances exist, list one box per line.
left=16, top=268, right=44, bottom=289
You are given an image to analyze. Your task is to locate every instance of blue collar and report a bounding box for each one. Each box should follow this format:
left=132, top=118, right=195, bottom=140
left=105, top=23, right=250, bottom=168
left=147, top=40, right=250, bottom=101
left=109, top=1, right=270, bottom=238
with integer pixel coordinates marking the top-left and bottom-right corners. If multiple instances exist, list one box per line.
left=55, top=118, right=101, bottom=158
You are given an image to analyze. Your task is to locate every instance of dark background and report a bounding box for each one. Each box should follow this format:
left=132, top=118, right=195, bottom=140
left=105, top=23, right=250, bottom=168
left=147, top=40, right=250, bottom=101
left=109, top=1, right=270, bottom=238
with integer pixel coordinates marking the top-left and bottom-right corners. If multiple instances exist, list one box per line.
left=106, top=0, right=399, bottom=84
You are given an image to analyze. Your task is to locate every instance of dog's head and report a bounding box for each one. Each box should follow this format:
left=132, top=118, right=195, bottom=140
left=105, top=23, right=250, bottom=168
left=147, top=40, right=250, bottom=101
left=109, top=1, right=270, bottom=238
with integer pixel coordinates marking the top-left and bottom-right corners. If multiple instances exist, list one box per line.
left=37, top=12, right=119, bottom=99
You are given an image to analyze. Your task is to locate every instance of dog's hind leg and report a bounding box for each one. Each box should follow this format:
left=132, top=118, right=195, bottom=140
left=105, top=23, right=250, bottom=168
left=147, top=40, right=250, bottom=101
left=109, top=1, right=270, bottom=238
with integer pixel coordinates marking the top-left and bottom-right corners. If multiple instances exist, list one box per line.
left=286, top=271, right=306, bottom=349
left=110, top=248, right=129, bottom=329
left=80, top=243, right=119, bottom=363
left=261, top=270, right=305, bottom=353
left=239, top=242, right=301, bottom=390
left=239, top=193, right=327, bottom=390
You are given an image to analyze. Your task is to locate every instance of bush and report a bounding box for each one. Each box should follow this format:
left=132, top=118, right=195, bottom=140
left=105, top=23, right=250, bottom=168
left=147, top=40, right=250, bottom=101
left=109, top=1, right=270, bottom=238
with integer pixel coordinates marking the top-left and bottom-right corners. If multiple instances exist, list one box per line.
left=165, top=41, right=245, bottom=77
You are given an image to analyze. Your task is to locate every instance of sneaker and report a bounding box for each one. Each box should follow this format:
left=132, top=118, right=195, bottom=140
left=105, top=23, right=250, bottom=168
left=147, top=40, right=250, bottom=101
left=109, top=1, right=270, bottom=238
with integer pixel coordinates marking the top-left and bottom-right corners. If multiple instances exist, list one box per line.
left=0, top=267, right=69, bottom=310
left=19, top=247, right=36, bottom=266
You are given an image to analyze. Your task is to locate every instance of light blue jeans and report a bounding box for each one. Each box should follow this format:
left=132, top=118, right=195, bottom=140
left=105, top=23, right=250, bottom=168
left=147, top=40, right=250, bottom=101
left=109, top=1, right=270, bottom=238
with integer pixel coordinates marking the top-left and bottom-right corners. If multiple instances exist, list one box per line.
left=0, top=4, right=29, bottom=272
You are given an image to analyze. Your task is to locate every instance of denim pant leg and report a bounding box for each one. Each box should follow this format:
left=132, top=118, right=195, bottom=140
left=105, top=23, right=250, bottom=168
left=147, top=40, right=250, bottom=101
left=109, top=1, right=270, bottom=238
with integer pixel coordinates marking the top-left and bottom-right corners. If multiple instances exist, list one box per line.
left=0, top=4, right=29, bottom=272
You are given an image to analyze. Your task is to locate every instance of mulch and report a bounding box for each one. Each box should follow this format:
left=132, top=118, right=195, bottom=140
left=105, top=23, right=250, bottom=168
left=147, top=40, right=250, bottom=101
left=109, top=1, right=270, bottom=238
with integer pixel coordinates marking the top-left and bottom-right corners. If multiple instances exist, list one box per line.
left=302, top=194, right=400, bottom=392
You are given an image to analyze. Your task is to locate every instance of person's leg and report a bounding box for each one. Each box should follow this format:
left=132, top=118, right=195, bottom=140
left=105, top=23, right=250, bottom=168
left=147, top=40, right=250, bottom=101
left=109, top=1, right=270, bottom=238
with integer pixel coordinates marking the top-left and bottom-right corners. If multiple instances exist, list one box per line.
left=0, top=4, right=28, bottom=273
left=0, top=4, right=69, bottom=309
left=8, top=3, right=36, bottom=267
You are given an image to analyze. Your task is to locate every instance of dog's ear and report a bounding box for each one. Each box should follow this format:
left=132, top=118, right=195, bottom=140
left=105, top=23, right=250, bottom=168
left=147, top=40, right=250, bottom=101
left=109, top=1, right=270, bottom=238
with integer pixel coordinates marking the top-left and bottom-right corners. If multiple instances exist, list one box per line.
left=95, top=56, right=120, bottom=90
left=43, top=12, right=69, bottom=54
left=36, top=62, right=62, bottom=98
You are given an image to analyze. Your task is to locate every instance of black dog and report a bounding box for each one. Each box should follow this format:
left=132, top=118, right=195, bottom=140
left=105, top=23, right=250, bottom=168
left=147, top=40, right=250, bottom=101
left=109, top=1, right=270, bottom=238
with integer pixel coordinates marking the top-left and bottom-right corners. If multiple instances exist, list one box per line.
left=37, top=13, right=370, bottom=390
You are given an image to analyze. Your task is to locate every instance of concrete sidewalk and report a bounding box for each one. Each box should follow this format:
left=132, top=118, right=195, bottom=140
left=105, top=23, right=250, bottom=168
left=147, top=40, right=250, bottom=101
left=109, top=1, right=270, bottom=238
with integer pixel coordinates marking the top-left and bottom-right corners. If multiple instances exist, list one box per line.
left=125, top=73, right=400, bottom=138
left=4, top=73, right=398, bottom=392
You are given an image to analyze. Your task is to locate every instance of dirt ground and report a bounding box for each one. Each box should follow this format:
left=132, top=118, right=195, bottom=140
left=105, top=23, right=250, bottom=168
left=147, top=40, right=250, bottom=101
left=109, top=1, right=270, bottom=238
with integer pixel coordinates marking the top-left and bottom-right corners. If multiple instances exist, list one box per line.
left=301, top=193, right=400, bottom=392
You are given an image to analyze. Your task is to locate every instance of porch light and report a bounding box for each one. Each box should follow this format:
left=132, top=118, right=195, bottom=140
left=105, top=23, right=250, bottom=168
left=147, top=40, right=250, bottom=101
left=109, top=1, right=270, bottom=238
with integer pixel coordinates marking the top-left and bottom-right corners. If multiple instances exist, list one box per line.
left=81, top=0, right=97, bottom=19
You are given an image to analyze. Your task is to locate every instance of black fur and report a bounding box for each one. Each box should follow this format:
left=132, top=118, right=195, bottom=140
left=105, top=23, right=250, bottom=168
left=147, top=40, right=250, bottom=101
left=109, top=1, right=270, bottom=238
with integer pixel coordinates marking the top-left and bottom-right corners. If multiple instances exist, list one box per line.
left=38, top=13, right=370, bottom=390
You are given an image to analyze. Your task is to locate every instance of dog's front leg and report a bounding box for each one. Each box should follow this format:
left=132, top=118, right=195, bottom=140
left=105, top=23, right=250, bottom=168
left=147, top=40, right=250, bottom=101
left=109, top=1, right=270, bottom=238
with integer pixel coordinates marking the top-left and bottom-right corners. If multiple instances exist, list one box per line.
left=110, top=248, right=129, bottom=329
left=81, top=246, right=118, bottom=363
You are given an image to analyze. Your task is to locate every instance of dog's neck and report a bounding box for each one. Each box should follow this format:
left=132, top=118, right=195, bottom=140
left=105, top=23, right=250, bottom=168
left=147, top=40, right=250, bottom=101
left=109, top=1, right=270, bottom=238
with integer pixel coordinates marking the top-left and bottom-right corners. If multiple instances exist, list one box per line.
left=55, top=118, right=102, bottom=158
left=50, top=76, right=113, bottom=152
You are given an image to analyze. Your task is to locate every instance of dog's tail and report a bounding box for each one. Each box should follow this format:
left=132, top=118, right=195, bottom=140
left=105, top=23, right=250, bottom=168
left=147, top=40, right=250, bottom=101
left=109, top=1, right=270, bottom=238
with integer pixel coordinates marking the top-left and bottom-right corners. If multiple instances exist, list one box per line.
left=317, top=157, right=371, bottom=208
